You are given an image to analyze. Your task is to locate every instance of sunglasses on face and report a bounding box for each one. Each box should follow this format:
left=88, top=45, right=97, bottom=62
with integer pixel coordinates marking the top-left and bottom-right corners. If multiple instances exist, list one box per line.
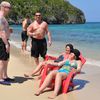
left=3, top=6, right=11, bottom=9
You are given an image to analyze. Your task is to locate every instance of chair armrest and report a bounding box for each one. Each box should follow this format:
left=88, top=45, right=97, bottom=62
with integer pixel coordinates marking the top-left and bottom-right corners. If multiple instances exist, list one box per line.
left=45, top=55, right=57, bottom=61
left=79, top=53, right=86, bottom=65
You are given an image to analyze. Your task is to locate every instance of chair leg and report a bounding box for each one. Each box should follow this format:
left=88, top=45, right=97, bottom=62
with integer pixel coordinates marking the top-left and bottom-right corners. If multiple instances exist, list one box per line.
left=68, top=83, right=75, bottom=92
left=62, top=70, right=75, bottom=93
left=62, top=79, right=71, bottom=93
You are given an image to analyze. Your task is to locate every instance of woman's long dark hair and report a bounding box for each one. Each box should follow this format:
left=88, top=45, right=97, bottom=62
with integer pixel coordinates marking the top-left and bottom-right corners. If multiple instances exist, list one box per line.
left=73, top=49, right=80, bottom=60
left=66, top=43, right=74, bottom=52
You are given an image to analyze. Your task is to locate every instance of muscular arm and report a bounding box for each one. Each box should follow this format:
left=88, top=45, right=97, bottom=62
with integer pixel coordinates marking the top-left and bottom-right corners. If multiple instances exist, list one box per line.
left=46, top=59, right=66, bottom=67
left=46, top=24, right=52, bottom=46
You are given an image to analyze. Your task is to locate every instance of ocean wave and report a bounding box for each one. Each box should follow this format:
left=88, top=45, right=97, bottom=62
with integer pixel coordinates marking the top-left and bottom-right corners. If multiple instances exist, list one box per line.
left=86, top=58, right=100, bottom=67
left=10, top=41, right=31, bottom=52
left=10, top=40, right=100, bottom=67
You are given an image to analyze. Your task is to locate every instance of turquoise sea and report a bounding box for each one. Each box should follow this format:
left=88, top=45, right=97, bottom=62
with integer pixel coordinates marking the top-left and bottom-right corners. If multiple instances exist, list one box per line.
left=10, top=22, right=100, bottom=66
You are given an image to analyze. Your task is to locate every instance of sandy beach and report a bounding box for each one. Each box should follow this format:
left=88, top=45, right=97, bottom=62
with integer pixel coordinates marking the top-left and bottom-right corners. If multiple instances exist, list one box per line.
left=0, top=44, right=100, bottom=100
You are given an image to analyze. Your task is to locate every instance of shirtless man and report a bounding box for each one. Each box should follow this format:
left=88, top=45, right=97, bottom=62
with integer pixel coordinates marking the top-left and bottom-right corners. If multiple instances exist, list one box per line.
left=27, top=12, right=52, bottom=65
left=21, top=15, right=31, bottom=52
left=0, top=1, right=14, bottom=85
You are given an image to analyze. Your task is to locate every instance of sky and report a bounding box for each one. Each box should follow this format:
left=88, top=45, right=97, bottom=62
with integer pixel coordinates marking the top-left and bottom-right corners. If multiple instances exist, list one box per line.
left=69, top=0, right=100, bottom=22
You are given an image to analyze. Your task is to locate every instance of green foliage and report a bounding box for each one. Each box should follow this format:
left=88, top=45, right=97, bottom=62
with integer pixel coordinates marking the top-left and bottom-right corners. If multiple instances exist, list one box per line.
left=4, top=0, right=85, bottom=24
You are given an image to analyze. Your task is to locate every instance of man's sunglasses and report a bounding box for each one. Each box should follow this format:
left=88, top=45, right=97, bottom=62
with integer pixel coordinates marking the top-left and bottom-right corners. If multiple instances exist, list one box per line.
left=3, top=6, right=11, bottom=9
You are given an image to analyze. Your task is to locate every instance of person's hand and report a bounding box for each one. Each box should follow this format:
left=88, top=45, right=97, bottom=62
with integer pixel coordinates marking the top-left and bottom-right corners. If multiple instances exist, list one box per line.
left=31, top=32, right=39, bottom=37
left=6, top=44, right=10, bottom=53
left=27, top=32, right=33, bottom=36
left=9, top=28, right=13, bottom=33
left=46, top=60, right=53, bottom=65
left=48, top=40, right=52, bottom=46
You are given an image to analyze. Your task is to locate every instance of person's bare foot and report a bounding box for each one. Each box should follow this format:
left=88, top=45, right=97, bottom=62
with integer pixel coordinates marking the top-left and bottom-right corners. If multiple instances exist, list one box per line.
left=48, top=93, right=57, bottom=99
left=34, top=90, right=41, bottom=96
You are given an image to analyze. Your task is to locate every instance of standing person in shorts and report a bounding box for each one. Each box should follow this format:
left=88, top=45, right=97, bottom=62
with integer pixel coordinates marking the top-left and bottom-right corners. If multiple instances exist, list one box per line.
left=27, top=12, right=52, bottom=66
left=0, top=1, right=14, bottom=84
left=21, top=15, right=31, bottom=52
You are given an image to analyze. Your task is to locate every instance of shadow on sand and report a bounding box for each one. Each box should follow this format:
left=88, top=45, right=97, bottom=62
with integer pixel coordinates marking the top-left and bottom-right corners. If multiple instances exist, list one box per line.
left=12, top=76, right=33, bottom=84
left=73, top=78, right=89, bottom=90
